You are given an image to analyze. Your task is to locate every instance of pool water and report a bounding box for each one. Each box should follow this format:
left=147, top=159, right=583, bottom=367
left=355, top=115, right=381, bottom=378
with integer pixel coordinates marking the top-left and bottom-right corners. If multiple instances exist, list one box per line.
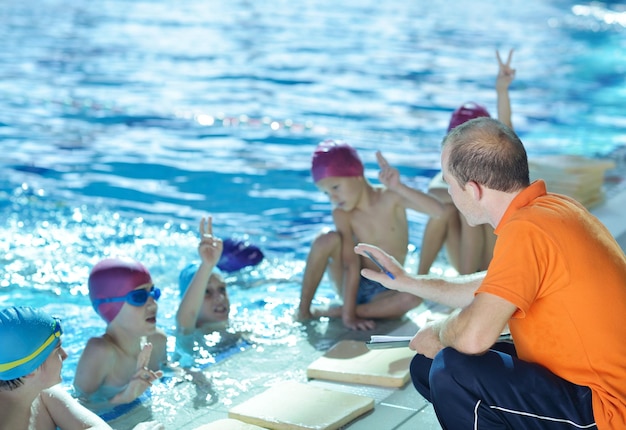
left=0, top=0, right=624, bottom=426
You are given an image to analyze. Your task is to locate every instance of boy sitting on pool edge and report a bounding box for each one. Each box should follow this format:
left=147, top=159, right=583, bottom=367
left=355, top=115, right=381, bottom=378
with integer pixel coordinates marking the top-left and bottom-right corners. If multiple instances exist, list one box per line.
left=297, top=140, right=445, bottom=330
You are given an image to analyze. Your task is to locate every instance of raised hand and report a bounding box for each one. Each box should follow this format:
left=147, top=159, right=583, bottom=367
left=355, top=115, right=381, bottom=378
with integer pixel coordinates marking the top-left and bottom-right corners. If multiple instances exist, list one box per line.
left=376, top=151, right=401, bottom=190
left=198, top=216, right=223, bottom=266
left=110, top=343, right=163, bottom=404
left=496, top=49, right=516, bottom=92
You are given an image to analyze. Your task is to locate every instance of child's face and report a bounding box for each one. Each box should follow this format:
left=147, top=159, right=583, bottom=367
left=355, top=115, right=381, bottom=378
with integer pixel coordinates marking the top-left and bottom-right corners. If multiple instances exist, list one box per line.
left=38, top=342, right=67, bottom=388
left=112, top=284, right=160, bottom=334
left=316, top=176, right=363, bottom=212
left=199, top=273, right=230, bottom=324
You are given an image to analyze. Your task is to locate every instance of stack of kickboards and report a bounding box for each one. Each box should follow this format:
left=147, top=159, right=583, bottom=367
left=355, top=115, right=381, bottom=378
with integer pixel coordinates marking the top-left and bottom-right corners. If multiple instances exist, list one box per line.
left=528, top=155, right=615, bottom=209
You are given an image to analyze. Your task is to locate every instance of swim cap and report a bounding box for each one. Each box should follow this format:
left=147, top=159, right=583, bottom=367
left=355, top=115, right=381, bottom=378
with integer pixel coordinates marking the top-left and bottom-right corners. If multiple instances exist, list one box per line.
left=179, top=262, right=202, bottom=297
left=0, top=306, right=62, bottom=380
left=88, top=257, right=153, bottom=323
left=447, top=102, right=491, bottom=132
left=218, top=238, right=264, bottom=273
left=178, top=239, right=264, bottom=294
left=311, top=140, right=364, bottom=183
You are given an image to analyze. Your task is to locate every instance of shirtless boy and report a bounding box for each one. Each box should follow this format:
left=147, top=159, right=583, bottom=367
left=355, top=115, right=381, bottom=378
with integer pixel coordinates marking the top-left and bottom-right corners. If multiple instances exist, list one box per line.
left=297, top=140, right=444, bottom=330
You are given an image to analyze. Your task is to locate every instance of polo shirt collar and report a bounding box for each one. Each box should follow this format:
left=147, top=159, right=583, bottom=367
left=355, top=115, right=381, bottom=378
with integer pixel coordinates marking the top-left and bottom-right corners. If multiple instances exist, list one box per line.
left=495, top=180, right=547, bottom=233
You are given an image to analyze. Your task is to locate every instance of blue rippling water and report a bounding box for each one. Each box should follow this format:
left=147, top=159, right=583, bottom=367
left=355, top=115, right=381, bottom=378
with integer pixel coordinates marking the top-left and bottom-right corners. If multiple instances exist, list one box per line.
left=0, top=1, right=624, bottom=381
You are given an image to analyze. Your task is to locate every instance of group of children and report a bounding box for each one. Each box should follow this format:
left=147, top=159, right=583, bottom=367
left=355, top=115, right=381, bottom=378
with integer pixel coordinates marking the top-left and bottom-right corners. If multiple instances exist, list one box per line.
left=0, top=49, right=516, bottom=427
left=298, top=49, right=516, bottom=328
left=0, top=215, right=235, bottom=428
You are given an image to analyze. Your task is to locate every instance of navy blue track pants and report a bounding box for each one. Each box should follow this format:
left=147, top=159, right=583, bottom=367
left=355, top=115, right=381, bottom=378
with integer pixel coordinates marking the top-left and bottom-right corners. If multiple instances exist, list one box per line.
left=410, top=342, right=597, bottom=429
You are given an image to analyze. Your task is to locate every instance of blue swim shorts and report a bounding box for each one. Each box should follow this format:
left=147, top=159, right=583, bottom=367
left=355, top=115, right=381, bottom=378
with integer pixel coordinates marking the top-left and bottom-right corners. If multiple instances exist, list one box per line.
left=356, top=276, right=388, bottom=305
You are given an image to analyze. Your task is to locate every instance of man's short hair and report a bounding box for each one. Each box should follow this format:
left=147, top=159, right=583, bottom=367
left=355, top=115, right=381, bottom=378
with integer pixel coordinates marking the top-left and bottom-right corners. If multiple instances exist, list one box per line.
left=443, top=117, right=530, bottom=192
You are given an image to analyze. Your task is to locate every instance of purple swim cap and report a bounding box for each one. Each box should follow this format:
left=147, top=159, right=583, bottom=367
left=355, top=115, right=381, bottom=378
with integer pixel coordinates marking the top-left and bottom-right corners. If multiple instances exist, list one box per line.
left=311, top=140, right=364, bottom=183
left=88, top=258, right=153, bottom=323
left=447, top=102, right=491, bottom=132
left=217, top=238, right=264, bottom=273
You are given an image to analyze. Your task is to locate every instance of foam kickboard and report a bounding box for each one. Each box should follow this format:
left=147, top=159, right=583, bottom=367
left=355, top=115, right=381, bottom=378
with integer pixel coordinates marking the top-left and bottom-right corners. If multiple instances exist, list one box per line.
left=193, top=418, right=267, bottom=429
left=228, top=381, right=374, bottom=430
left=306, top=340, right=414, bottom=388
left=529, top=155, right=614, bottom=174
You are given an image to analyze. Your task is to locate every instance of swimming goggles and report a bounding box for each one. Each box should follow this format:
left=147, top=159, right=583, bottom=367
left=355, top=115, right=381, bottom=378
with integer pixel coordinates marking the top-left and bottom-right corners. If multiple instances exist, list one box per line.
left=92, top=285, right=161, bottom=308
left=0, top=317, right=62, bottom=373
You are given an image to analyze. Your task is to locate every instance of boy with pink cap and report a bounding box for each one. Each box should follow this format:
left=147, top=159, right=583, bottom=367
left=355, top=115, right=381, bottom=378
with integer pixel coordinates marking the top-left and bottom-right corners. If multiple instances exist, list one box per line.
left=298, top=140, right=445, bottom=330
left=418, top=49, right=516, bottom=276
left=74, top=258, right=167, bottom=405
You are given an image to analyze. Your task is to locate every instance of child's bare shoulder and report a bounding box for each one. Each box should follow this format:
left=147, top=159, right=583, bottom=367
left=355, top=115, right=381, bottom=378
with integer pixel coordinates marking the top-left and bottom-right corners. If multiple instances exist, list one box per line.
left=376, top=185, right=404, bottom=208
left=83, top=335, right=118, bottom=359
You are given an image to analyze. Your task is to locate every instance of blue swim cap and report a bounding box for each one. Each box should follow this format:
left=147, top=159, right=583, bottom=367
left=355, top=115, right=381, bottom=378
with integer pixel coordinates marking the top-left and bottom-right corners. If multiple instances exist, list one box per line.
left=0, top=306, right=62, bottom=380
left=178, top=262, right=201, bottom=297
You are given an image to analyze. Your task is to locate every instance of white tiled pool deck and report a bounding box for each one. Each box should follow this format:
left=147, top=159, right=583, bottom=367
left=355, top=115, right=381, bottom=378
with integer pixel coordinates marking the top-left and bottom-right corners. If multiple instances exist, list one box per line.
left=112, top=184, right=626, bottom=430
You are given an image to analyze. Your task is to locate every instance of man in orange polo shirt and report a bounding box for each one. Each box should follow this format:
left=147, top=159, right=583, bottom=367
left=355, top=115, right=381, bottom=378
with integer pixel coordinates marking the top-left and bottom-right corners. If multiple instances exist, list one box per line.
left=355, top=117, right=626, bottom=429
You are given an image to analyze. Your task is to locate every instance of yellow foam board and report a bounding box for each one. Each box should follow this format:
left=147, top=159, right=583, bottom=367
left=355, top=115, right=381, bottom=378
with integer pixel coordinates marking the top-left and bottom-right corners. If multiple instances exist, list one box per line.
left=528, top=155, right=614, bottom=209
left=228, top=381, right=374, bottom=430
left=529, top=155, right=615, bottom=174
left=306, top=340, right=414, bottom=388
left=193, top=418, right=267, bottom=429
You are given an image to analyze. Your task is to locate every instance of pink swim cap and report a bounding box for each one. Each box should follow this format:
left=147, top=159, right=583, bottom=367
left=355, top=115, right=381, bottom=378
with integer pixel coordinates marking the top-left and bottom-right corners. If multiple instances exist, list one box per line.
left=88, top=258, right=153, bottom=323
left=447, top=102, right=491, bottom=132
left=311, top=140, right=364, bottom=183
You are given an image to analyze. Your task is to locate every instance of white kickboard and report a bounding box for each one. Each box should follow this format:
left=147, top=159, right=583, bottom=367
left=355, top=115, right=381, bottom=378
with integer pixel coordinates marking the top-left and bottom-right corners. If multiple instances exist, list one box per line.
left=228, top=380, right=374, bottom=430
left=306, top=340, right=414, bottom=388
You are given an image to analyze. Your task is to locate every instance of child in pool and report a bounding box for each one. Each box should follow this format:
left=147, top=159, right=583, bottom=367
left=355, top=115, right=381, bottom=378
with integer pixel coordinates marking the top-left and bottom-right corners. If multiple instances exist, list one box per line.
left=417, top=49, right=516, bottom=275
left=74, top=258, right=167, bottom=405
left=176, top=216, right=230, bottom=335
left=297, top=140, right=445, bottom=330
left=0, top=305, right=163, bottom=430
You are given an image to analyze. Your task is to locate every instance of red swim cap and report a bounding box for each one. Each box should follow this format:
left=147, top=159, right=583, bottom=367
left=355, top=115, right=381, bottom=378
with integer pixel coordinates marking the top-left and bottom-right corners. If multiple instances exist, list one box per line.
left=447, top=102, right=491, bottom=132
left=88, top=258, right=153, bottom=323
left=311, top=140, right=364, bottom=183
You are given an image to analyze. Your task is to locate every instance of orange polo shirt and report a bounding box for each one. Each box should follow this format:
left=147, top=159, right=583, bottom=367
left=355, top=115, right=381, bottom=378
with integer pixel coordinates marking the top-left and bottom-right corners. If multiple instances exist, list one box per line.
left=479, top=180, right=626, bottom=429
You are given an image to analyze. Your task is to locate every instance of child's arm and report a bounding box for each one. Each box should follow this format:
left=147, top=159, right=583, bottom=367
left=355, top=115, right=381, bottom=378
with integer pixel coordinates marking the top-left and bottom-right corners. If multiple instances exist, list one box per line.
left=334, top=210, right=375, bottom=331
left=109, top=343, right=163, bottom=405
left=376, top=151, right=445, bottom=217
left=74, top=340, right=162, bottom=405
left=147, top=329, right=168, bottom=370
left=496, top=49, right=515, bottom=129
left=73, top=338, right=114, bottom=399
left=40, top=385, right=112, bottom=429
left=41, top=385, right=164, bottom=429
left=176, top=216, right=223, bottom=334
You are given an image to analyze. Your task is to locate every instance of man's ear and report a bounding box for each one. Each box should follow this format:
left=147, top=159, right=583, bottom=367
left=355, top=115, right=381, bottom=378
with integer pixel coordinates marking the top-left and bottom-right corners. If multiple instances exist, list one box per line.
left=466, top=180, right=483, bottom=200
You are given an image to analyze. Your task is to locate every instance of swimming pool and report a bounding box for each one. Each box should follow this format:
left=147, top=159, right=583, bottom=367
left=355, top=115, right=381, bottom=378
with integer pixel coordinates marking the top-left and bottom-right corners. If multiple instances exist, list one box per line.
left=1, top=0, right=624, bottom=427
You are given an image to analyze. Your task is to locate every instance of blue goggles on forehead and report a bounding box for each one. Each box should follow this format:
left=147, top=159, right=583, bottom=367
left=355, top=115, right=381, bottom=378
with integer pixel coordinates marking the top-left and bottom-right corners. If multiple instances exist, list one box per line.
left=92, top=285, right=161, bottom=308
